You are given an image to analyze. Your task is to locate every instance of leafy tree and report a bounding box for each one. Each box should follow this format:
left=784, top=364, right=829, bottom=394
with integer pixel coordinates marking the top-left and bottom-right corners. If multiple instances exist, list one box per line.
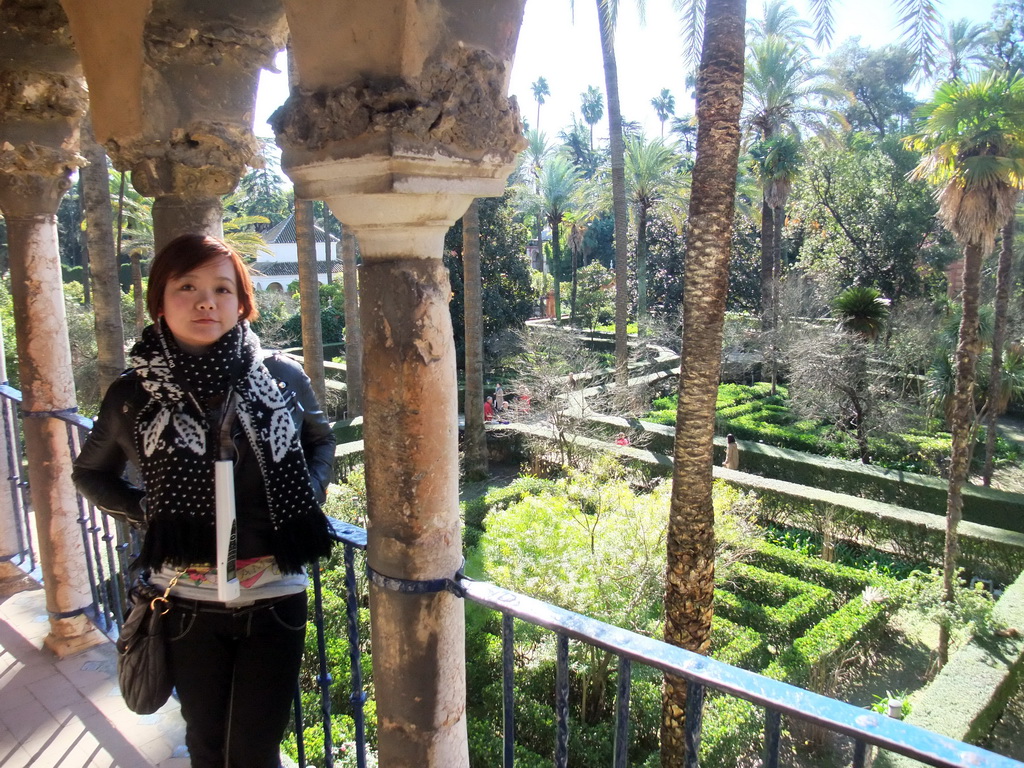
left=651, top=88, right=676, bottom=137
left=560, top=117, right=605, bottom=179
left=827, top=41, right=918, bottom=137
left=573, top=262, right=615, bottom=330
left=580, top=85, right=605, bottom=150
left=906, top=71, right=1024, bottom=666
left=234, top=138, right=291, bottom=227
left=790, top=134, right=942, bottom=303
left=988, top=0, right=1024, bottom=74
left=443, top=192, right=533, bottom=370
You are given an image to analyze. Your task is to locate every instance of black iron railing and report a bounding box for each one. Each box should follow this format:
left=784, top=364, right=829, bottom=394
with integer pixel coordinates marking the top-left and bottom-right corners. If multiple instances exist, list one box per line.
left=4, top=386, right=1023, bottom=768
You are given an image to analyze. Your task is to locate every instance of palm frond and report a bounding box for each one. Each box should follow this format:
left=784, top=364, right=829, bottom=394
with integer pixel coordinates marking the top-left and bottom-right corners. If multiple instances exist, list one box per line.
left=895, top=0, right=943, bottom=75
left=807, top=0, right=835, bottom=47
left=673, top=0, right=706, bottom=72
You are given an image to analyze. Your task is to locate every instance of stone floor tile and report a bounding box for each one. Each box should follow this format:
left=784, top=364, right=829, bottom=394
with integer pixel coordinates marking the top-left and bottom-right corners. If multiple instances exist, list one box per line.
left=0, top=697, right=52, bottom=742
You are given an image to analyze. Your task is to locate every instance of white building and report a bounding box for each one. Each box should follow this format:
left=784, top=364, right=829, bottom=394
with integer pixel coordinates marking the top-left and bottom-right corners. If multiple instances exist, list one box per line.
left=250, top=214, right=340, bottom=292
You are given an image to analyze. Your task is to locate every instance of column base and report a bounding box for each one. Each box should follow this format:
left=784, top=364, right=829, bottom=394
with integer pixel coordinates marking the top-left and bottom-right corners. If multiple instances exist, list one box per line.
left=44, top=615, right=104, bottom=658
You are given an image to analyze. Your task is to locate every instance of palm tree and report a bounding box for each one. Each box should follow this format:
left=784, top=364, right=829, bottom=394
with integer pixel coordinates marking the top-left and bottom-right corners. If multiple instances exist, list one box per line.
left=575, top=0, right=645, bottom=385
left=661, top=0, right=745, bottom=764
left=660, top=0, right=942, bottom=764
left=834, top=285, right=889, bottom=341
left=907, top=71, right=1024, bottom=667
left=937, top=18, right=993, bottom=81
left=623, top=135, right=680, bottom=332
left=651, top=88, right=676, bottom=137
left=748, top=0, right=812, bottom=45
left=462, top=200, right=487, bottom=479
left=580, top=85, right=604, bottom=149
left=744, top=34, right=833, bottom=335
left=531, top=76, right=550, bottom=131
left=537, top=154, right=583, bottom=324
left=669, top=114, right=698, bottom=153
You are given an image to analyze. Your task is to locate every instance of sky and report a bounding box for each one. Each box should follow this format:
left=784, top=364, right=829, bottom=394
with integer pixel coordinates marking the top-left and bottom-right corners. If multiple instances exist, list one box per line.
left=253, top=0, right=997, bottom=144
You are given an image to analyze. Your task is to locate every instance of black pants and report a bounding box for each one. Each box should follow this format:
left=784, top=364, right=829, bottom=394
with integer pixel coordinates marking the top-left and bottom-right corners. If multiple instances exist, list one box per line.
left=166, top=592, right=307, bottom=768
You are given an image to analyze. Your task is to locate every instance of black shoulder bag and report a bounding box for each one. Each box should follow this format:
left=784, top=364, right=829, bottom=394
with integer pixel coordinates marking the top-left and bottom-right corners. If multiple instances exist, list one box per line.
left=116, top=571, right=181, bottom=714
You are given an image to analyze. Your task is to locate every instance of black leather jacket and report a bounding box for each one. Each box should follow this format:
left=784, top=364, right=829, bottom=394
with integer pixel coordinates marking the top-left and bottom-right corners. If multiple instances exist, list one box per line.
left=73, top=353, right=335, bottom=533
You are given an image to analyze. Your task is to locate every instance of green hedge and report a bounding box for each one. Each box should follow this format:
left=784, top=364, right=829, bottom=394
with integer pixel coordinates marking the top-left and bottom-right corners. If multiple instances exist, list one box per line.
left=710, top=615, right=768, bottom=671
left=747, top=539, right=884, bottom=597
left=701, top=590, right=896, bottom=766
left=715, top=567, right=835, bottom=647
left=711, top=437, right=1024, bottom=534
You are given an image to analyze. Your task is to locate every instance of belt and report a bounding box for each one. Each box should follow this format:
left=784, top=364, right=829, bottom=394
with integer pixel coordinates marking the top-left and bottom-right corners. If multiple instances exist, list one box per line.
left=170, top=592, right=301, bottom=616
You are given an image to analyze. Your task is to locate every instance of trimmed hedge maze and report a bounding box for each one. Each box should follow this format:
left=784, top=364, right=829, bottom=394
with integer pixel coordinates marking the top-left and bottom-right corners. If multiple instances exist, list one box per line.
left=702, top=540, right=898, bottom=765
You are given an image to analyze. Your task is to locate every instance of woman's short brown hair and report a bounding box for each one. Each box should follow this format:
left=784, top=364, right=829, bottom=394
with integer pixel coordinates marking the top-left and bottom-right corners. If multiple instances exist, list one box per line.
left=147, top=234, right=258, bottom=322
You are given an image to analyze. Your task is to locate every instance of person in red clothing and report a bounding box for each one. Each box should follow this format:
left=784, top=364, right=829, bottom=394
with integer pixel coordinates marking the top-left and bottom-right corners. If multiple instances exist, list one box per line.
left=484, top=396, right=495, bottom=421
left=615, top=432, right=630, bottom=446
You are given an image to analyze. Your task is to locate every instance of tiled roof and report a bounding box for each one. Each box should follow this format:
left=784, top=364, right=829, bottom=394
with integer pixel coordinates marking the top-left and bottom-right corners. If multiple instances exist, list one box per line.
left=251, top=261, right=333, bottom=276
left=264, top=214, right=340, bottom=245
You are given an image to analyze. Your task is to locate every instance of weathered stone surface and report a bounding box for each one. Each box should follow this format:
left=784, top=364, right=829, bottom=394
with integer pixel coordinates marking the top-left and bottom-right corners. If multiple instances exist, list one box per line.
left=272, top=46, right=526, bottom=163
left=106, top=120, right=258, bottom=196
left=0, top=69, right=87, bottom=118
left=143, top=15, right=283, bottom=71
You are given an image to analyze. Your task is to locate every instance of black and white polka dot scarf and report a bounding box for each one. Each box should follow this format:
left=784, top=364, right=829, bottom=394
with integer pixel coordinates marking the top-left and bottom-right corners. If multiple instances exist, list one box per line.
left=128, top=319, right=331, bottom=573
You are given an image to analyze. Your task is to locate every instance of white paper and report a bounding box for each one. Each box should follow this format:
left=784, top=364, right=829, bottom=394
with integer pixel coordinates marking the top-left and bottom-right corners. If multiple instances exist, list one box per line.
left=215, top=459, right=240, bottom=602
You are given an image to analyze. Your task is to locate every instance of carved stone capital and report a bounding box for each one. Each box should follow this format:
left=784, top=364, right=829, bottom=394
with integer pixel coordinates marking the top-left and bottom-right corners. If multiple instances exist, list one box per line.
left=272, top=45, right=527, bottom=166
left=0, top=142, right=79, bottom=215
left=144, top=16, right=285, bottom=73
left=0, top=69, right=88, bottom=120
left=106, top=120, right=259, bottom=198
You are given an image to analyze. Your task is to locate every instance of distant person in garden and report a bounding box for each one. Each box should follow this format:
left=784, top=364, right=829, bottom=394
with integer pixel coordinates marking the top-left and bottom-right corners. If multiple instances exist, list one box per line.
left=484, top=396, right=495, bottom=421
left=72, top=234, right=335, bottom=768
left=495, top=383, right=506, bottom=412
left=725, top=433, right=740, bottom=470
left=615, top=432, right=630, bottom=446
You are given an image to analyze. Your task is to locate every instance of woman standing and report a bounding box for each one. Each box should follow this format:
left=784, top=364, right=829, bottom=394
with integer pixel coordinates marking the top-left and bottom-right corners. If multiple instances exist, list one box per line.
left=73, top=234, right=335, bottom=768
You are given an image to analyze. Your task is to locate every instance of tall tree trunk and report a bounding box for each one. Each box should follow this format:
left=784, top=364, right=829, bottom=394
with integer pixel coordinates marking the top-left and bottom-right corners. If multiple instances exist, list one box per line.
left=596, top=0, right=630, bottom=385
left=771, top=203, right=784, bottom=393
left=76, top=175, right=90, bottom=306
left=940, top=240, right=985, bottom=667
left=80, top=115, right=126, bottom=396
left=637, top=203, right=649, bottom=336
left=296, top=199, right=327, bottom=405
left=341, top=227, right=363, bottom=416
left=662, top=1, right=746, bottom=766
left=324, top=207, right=334, bottom=284
left=570, top=242, right=579, bottom=324
left=760, top=196, right=775, bottom=331
left=462, top=200, right=488, bottom=479
left=552, top=219, right=562, bottom=324
left=982, top=217, right=1015, bottom=486
left=130, top=248, right=146, bottom=338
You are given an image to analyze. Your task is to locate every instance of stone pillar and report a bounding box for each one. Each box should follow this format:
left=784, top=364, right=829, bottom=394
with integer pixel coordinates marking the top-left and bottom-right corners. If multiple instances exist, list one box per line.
left=62, top=0, right=287, bottom=246
left=274, top=3, right=527, bottom=763
left=0, top=0, right=100, bottom=654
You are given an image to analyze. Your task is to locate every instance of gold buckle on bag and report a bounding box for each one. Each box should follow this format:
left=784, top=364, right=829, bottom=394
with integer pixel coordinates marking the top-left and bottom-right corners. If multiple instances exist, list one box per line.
left=150, top=571, right=183, bottom=615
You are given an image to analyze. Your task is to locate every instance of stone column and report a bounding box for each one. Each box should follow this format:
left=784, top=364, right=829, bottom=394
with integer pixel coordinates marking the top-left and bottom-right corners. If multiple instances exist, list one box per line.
left=275, top=3, right=526, bottom=762
left=0, top=0, right=100, bottom=654
left=62, top=0, right=287, bottom=246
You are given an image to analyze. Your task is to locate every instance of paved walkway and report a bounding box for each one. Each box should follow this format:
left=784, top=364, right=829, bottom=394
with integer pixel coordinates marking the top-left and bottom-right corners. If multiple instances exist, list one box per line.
left=0, top=578, right=188, bottom=768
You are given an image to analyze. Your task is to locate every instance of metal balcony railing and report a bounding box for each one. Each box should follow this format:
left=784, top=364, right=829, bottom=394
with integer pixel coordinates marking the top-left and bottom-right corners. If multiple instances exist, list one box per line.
left=2, top=385, right=1022, bottom=768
